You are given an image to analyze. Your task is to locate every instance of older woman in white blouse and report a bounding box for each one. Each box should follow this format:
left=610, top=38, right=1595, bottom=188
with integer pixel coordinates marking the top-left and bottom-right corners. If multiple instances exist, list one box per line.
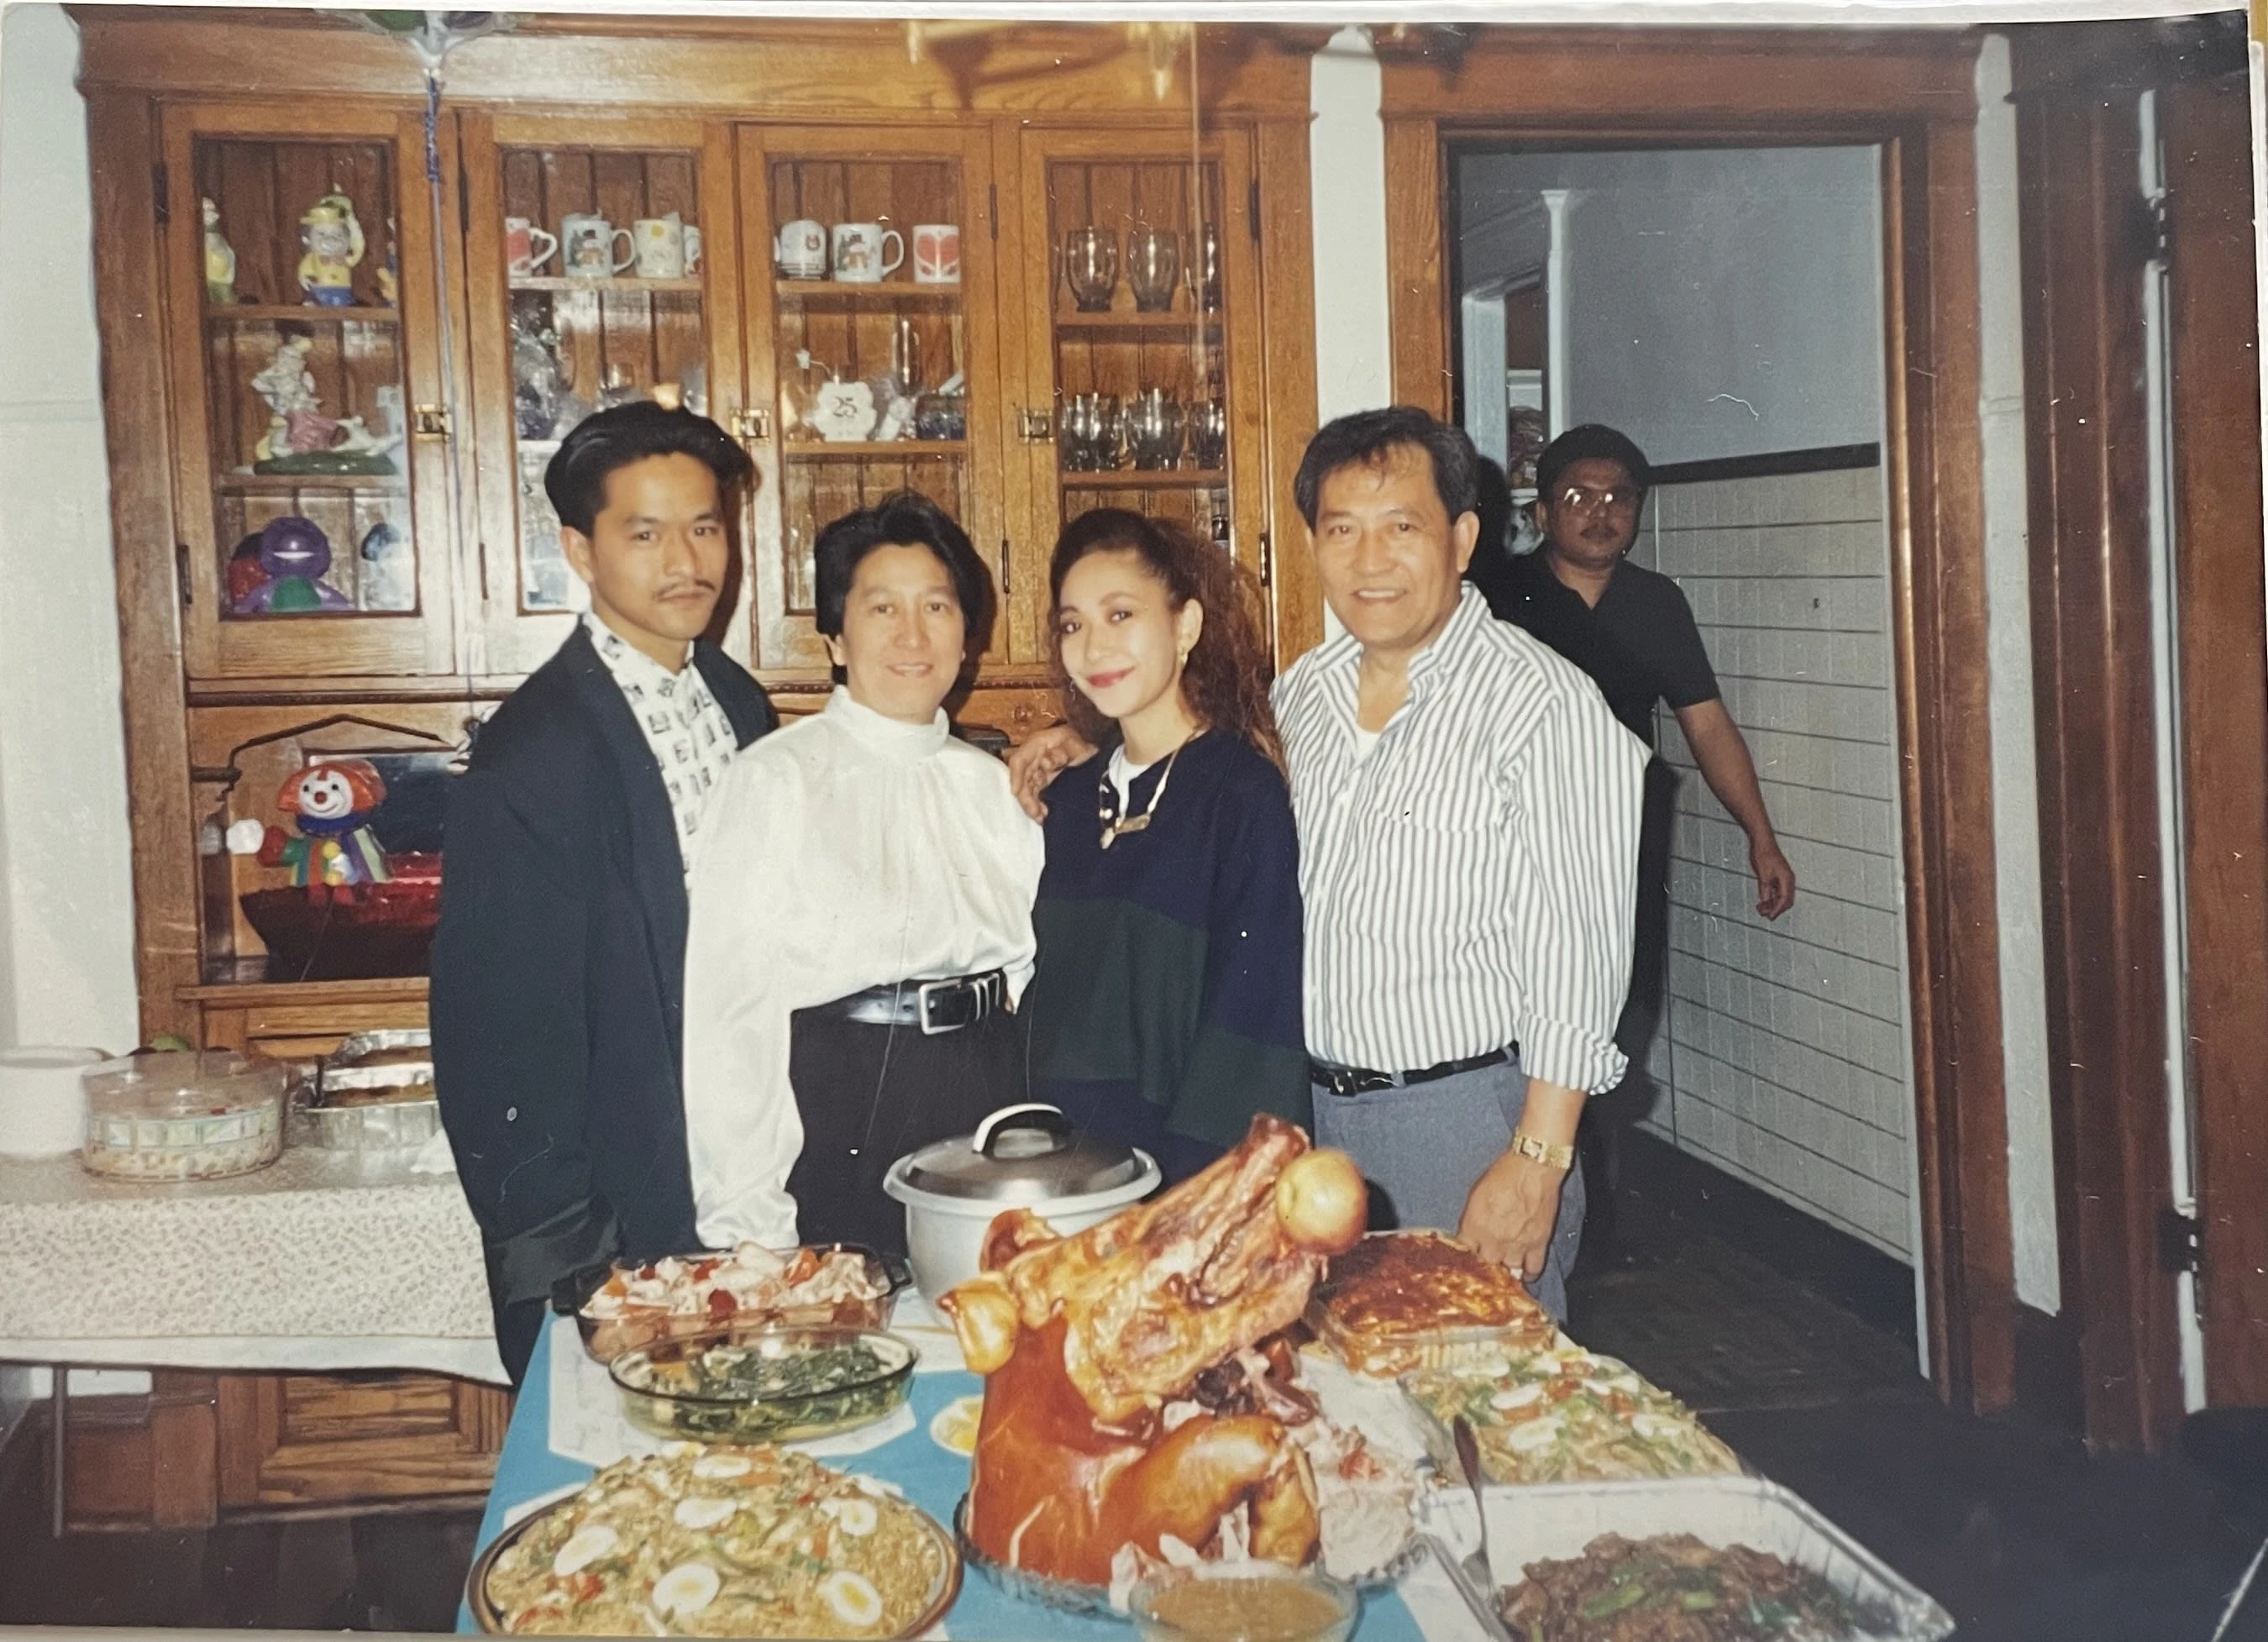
left=681, top=493, right=1042, bottom=1254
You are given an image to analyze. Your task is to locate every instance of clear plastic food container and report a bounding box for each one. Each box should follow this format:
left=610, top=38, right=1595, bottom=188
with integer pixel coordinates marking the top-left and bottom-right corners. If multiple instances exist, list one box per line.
left=81, top=1051, right=288, bottom=1182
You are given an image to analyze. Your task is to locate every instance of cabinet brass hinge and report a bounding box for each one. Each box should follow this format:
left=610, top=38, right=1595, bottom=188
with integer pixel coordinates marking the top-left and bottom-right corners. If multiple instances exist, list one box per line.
left=413, top=403, right=453, bottom=439
left=1018, top=407, right=1053, bottom=443
left=154, top=161, right=169, bottom=229
left=2159, top=1205, right=2202, bottom=1276
left=734, top=408, right=772, bottom=443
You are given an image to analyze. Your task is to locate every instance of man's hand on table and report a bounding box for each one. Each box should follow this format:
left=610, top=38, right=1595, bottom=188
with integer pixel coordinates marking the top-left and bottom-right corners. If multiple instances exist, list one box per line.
left=1004, top=724, right=1095, bottom=822
left=1457, top=1076, right=1586, bottom=1284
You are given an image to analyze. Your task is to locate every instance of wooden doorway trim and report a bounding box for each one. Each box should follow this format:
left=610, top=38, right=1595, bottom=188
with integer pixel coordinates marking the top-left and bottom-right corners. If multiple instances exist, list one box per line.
left=1377, top=29, right=2017, bottom=1415
left=2166, top=72, right=2268, bottom=1411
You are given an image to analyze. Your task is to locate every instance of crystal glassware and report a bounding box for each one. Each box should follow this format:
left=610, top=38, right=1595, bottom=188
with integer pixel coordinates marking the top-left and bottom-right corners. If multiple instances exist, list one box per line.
left=1126, top=388, right=1185, bottom=471
left=1187, top=398, right=1228, bottom=470
left=1126, top=226, right=1181, bottom=314
left=1063, top=226, right=1119, bottom=313
left=1061, top=391, right=1122, bottom=471
left=1189, top=220, right=1222, bottom=311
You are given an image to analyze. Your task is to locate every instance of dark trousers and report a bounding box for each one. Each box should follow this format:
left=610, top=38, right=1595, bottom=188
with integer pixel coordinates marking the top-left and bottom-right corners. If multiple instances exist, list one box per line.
left=1583, top=758, right=1678, bottom=1254
left=786, top=999, right=1029, bottom=1255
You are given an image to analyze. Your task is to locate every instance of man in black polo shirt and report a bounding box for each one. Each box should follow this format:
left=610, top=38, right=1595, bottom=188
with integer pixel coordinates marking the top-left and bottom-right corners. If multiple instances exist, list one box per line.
left=1473, top=424, right=1794, bottom=1244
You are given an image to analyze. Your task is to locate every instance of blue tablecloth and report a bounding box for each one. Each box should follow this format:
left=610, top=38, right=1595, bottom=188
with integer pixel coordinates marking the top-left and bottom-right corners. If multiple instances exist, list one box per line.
left=459, top=1314, right=1433, bottom=1640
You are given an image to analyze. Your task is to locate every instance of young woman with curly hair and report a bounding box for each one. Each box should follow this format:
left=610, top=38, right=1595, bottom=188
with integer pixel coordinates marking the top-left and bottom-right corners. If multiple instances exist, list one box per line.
left=1018, top=507, right=1310, bottom=1183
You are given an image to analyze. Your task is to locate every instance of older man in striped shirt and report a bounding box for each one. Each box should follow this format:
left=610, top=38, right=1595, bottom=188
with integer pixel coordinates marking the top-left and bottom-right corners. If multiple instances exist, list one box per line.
left=1275, top=408, right=1645, bottom=1320
left=1009, top=407, right=1642, bottom=1319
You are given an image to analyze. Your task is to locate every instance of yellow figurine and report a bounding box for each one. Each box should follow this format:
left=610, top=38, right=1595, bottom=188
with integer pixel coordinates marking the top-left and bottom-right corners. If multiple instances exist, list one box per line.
left=202, top=197, right=236, bottom=306
left=298, top=192, right=365, bottom=307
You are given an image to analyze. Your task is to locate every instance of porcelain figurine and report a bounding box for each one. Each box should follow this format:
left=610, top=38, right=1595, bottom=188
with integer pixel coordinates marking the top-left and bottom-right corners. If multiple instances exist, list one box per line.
left=234, top=516, right=351, bottom=615
left=298, top=192, right=366, bottom=307
left=257, top=760, right=392, bottom=888
left=202, top=197, right=237, bottom=306
left=251, top=334, right=322, bottom=463
left=358, top=519, right=413, bottom=611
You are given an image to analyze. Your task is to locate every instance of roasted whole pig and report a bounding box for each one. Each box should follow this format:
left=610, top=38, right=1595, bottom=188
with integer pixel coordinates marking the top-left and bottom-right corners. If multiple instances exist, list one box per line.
left=939, top=1113, right=1368, bottom=1587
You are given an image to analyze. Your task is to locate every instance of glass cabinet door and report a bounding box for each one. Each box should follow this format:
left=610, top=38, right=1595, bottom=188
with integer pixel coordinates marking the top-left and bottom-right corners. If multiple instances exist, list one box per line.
left=1009, top=129, right=1270, bottom=664
left=165, top=105, right=458, bottom=680
left=735, top=126, right=1005, bottom=677
left=460, top=114, right=748, bottom=679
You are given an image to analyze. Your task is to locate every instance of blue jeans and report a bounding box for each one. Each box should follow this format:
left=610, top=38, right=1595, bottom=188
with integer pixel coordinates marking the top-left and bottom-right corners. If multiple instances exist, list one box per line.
left=1311, top=1053, right=1588, bottom=1323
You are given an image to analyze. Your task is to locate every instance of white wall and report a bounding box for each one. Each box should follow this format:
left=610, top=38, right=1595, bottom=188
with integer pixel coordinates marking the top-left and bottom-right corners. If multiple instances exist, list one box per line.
left=1634, top=470, right=1918, bottom=1259
left=0, top=3, right=139, bottom=1058
left=1459, top=147, right=1885, bottom=466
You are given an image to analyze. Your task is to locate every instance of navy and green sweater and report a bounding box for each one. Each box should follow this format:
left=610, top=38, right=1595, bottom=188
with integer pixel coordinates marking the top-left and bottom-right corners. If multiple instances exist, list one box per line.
left=1023, top=731, right=1311, bottom=1183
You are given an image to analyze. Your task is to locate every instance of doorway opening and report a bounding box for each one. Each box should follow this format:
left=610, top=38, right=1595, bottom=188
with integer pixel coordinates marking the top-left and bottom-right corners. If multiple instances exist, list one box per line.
left=1446, top=141, right=1928, bottom=1400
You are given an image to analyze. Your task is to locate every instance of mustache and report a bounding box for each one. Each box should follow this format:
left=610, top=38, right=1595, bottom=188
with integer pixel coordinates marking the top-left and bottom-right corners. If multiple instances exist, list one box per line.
left=654, top=578, right=721, bottom=597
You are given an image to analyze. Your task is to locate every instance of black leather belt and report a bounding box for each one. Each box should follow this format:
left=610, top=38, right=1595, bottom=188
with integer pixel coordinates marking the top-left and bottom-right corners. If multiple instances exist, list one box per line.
left=1309, top=1046, right=1515, bottom=1099
left=823, top=971, right=1007, bottom=1036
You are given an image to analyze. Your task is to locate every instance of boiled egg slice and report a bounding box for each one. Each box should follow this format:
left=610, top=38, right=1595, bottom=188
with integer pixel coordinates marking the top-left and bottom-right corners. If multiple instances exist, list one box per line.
left=1488, top=1382, right=1544, bottom=1412
left=551, top=1524, right=619, bottom=1577
left=691, top=1453, right=752, bottom=1480
left=674, top=1497, right=737, bottom=1530
left=821, top=1495, right=879, bottom=1537
left=652, top=1561, right=721, bottom=1618
left=818, top=1569, right=885, bottom=1629
left=1504, top=1414, right=1562, bottom=1451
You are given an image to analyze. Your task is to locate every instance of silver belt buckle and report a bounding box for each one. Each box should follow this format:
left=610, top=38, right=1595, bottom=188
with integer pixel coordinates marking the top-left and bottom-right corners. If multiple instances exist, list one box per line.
left=916, top=977, right=956, bottom=1036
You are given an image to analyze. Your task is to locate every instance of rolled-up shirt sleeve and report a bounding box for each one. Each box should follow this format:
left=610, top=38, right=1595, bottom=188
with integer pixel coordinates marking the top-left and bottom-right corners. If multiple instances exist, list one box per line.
left=1504, top=680, right=1647, bottom=1094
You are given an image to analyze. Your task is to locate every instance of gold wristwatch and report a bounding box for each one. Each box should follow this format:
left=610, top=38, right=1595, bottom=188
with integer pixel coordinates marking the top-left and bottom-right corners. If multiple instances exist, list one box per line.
left=1509, top=1131, right=1577, bottom=1172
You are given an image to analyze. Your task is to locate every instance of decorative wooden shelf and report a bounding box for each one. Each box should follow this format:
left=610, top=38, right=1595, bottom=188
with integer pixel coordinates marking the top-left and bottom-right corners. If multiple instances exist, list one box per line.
left=1054, top=310, right=1221, bottom=333
left=214, top=472, right=408, bottom=495
left=1059, top=469, right=1227, bottom=490
left=775, top=281, right=961, bottom=304
left=785, top=440, right=969, bottom=459
left=205, top=303, right=402, bottom=326
left=510, top=275, right=702, bottom=293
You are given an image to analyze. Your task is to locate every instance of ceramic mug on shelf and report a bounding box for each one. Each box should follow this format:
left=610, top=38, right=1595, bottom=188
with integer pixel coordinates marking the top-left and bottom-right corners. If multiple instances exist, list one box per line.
left=912, top=223, right=961, bottom=285
left=776, top=218, right=827, bottom=279
left=832, top=222, right=904, bottom=284
left=561, top=213, right=635, bottom=279
left=633, top=214, right=687, bottom=280
left=504, top=217, right=559, bottom=281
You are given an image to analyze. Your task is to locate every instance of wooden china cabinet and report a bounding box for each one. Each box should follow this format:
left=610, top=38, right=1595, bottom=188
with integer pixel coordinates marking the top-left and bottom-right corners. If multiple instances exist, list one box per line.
left=70, top=7, right=1321, bottom=1522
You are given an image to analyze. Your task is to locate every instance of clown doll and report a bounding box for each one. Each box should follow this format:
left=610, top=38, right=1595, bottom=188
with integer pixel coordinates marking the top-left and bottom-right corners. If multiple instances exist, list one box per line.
left=256, top=759, right=393, bottom=888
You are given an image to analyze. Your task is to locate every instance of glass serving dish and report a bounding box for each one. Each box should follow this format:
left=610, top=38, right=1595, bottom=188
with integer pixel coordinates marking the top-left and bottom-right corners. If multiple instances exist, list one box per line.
left=80, top=1051, right=289, bottom=1182
left=1128, top=1562, right=1360, bottom=1642
left=575, top=1242, right=908, bottom=1363
left=1302, top=1298, right=1559, bottom=1382
left=608, top=1328, right=917, bottom=1445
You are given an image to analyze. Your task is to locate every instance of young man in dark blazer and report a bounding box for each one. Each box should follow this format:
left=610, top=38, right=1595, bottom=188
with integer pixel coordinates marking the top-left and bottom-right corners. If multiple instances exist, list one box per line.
left=433, top=402, right=776, bottom=1384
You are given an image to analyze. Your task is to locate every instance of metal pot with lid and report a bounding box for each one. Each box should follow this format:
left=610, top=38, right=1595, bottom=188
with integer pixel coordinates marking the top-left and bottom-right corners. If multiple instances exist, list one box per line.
left=885, top=1104, right=1161, bottom=1300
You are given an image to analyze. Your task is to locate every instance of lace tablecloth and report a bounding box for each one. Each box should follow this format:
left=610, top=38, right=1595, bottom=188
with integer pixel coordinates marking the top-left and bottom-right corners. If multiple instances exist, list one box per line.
left=0, top=1145, right=506, bottom=1383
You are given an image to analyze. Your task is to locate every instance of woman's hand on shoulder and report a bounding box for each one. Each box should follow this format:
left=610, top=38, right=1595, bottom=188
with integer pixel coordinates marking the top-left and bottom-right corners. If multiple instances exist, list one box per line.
left=1004, top=723, right=1095, bottom=821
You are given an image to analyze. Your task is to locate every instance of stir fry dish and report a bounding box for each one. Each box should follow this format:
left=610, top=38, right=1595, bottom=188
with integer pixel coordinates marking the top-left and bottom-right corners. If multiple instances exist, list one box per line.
left=1404, top=1346, right=1739, bottom=1484
left=609, top=1330, right=916, bottom=1445
left=1499, top=1533, right=1892, bottom=1642
left=481, top=1444, right=953, bottom=1638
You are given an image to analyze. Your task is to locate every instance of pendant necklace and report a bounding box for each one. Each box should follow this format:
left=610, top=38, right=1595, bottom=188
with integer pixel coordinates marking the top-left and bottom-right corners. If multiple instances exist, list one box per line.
left=1099, top=733, right=1198, bottom=849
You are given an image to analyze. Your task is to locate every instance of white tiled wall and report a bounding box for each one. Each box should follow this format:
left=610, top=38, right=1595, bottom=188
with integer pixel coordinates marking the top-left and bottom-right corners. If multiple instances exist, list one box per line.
left=1628, top=465, right=1916, bottom=1260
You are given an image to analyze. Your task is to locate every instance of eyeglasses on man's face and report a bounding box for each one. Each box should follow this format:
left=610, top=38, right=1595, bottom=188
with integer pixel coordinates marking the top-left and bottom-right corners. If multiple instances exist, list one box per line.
left=1551, top=484, right=1641, bottom=515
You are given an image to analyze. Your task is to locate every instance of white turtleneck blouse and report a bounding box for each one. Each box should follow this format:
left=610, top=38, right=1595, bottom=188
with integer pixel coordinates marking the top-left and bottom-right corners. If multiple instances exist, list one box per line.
left=680, top=687, right=1044, bottom=1249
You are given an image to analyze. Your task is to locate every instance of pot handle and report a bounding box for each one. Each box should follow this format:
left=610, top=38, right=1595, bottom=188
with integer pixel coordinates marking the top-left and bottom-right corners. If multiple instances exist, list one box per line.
left=973, top=1103, right=1070, bottom=1156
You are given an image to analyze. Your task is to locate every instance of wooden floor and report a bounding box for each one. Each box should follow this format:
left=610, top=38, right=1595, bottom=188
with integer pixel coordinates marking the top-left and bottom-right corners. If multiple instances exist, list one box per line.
left=3, top=1206, right=2265, bottom=1638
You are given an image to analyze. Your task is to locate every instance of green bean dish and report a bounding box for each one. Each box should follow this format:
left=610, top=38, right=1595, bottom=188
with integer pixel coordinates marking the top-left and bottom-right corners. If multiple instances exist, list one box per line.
left=609, top=1329, right=916, bottom=1445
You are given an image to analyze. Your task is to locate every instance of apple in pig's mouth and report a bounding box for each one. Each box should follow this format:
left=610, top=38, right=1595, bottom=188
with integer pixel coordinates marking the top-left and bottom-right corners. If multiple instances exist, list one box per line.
left=1274, top=1148, right=1368, bottom=1255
